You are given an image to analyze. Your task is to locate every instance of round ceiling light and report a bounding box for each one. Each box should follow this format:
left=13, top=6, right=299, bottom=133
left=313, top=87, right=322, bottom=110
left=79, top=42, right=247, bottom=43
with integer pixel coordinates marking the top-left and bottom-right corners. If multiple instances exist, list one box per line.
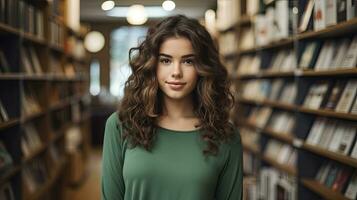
left=84, top=31, right=105, bottom=53
left=127, top=4, right=148, bottom=25
left=162, top=0, right=175, bottom=11
left=101, top=0, right=115, bottom=11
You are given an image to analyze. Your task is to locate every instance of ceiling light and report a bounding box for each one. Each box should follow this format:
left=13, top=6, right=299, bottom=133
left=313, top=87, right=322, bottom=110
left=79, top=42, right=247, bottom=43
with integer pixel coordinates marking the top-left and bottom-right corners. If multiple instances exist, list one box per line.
left=162, top=0, right=175, bottom=11
left=101, top=0, right=115, bottom=11
left=127, top=4, right=148, bottom=25
left=107, top=6, right=169, bottom=18
left=84, top=31, right=105, bottom=53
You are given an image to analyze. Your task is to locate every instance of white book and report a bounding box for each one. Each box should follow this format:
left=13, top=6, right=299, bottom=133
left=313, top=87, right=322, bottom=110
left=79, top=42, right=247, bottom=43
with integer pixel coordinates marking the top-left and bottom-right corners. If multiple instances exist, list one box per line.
left=350, top=139, right=357, bottom=159
left=328, top=123, right=347, bottom=152
left=306, top=118, right=327, bottom=145
left=337, top=123, right=357, bottom=155
left=277, top=145, right=293, bottom=164
left=308, top=83, right=329, bottom=109
left=340, top=36, right=357, bottom=68
left=345, top=171, right=357, bottom=199
left=331, top=39, right=350, bottom=68
left=347, top=0, right=356, bottom=19
left=269, top=79, right=284, bottom=101
left=335, top=80, right=357, bottom=113
left=28, top=46, right=43, bottom=74
left=326, top=0, right=337, bottom=26
left=20, top=47, right=34, bottom=75
left=280, top=50, right=297, bottom=72
left=314, top=0, right=327, bottom=31
left=299, top=0, right=315, bottom=32
left=315, top=41, right=335, bottom=70
left=350, top=96, right=357, bottom=114
left=317, top=120, right=337, bottom=149
left=275, top=0, right=289, bottom=40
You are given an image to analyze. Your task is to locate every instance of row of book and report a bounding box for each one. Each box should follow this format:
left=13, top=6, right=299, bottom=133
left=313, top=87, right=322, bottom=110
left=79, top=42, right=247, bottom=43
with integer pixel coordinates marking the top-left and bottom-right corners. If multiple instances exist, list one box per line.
left=240, top=78, right=357, bottom=114
left=0, top=0, right=44, bottom=39
left=65, top=36, right=86, bottom=60
left=0, top=99, right=9, bottom=123
left=264, top=139, right=297, bottom=168
left=21, top=123, right=43, bottom=159
left=299, top=36, right=357, bottom=70
left=236, top=35, right=357, bottom=75
left=260, top=168, right=297, bottom=200
left=21, top=84, right=42, bottom=117
left=300, top=0, right=357, bottom=33
left=315, top=161, right=357, bottom=199
left=306, top=117, right=357, bottom=157
left=243, top=151, right=260, bottom=175
left=303, top=79, right=357, bottom=113
left=49, top=19, right=64, bottom=47
left=240, top=79, right=297, bottom=104
left=0, top=141, right=13, bottom=177
left=23, top=157, right=49, bottom=195
left=21, top=46, right=44, bottom=75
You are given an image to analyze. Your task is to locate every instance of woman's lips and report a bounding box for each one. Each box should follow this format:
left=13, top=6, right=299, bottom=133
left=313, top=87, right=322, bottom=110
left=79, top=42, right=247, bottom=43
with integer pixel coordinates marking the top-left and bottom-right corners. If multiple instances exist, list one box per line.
left=166, top=81, right=186, bottom=90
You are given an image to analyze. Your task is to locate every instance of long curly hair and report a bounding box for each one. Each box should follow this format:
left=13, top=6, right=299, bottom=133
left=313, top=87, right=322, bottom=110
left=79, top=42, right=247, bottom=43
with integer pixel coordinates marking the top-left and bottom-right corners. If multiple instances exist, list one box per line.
left=118, top=15, right=235, bottom=156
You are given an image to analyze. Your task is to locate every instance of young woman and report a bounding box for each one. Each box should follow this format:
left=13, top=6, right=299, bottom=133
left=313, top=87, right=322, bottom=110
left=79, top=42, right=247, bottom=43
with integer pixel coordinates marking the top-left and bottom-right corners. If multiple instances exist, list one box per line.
left=101, top=15, right=242, bottom=200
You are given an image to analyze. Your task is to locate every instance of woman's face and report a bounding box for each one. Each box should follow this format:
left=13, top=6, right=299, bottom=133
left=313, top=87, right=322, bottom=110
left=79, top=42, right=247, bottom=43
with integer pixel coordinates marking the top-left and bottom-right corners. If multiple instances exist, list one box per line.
left=156, top=37, right=198, bottom=101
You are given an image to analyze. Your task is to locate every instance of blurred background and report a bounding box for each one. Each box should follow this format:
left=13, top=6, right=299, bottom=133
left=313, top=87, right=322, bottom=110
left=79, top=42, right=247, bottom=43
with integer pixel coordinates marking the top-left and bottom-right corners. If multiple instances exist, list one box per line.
left=0, top=0, right=356, bottom=200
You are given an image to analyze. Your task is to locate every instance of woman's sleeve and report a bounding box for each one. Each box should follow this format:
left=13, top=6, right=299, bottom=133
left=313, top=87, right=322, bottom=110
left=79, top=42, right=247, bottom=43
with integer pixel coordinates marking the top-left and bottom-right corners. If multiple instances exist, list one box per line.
left=101, top=113, right=125, bottom=200
left=215, top=129, right=243, bottom=200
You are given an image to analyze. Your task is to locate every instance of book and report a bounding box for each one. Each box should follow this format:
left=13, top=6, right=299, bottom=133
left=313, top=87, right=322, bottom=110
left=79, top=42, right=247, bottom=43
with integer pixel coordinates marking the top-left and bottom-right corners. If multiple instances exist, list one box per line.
left=324, top=81, right=346, bottom=110
left=330, top=39, right=350, bottom=68
left=28, top=46, right=43, bottom=74
left=313, top=0, right=326, bottom=31
left=337, top=0, right=347, bottom=22
left=331, top=168, right=351, bottom=192
left=303, top=82, right=329, bottom=109
left=336, top=122, right=357, bottom=155
left=317, top=120, right=337, bottom=149
left=0, top=49, right=10, bottom=73
left=275, top=0, right=289, bottom=40
left=345, top=171, right=357, bottom=199
left=299, top=41, right=322, bottom=69
left=350, top=96, right=357, bottom=114
left=298, top=0, right=315, bottom=33
left=347, top=0, right=356, bottom=19
left=340, top=35, right=357, bottom=68
left=335, top=80, right=357, bottom=113
left=20, top=46, right=34, bottom=75
left=0, top=141, right=13, bottom=177
left=316, top=162, right=332, bottom=184
left=324, top=164, right=339, bottom=188
left=314, top=40, right=335, bottom=70
left=326, top=0, right=338, bottom=26
left=0, top=183, right=15, bottom=200
left=306, top=118, right=327, bottom=145
left=0, top=99, right=9, bottom=122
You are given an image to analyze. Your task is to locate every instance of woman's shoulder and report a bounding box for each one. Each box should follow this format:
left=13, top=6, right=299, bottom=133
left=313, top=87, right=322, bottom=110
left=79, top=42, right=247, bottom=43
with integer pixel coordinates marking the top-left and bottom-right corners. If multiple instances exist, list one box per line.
left=105, top=111, right=123, bottom=135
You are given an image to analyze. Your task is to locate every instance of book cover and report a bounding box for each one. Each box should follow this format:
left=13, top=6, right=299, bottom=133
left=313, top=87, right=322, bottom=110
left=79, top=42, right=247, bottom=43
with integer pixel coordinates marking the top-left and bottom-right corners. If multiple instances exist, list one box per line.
left=324, top=81, right=346, bottom=110
left=326, top=0, right=338, bottom=25
left=345, top=171, right=357, bottom=199
left=335, top=80, right=357, bottom=113
left=299, top=41, right=323, bottom=69
left=340, top=36, right=357, bottom=68
left=337, top=0, right=347, bottom=22
left=298, top=0, right=315, bottom=33
left=314, top=0, right=326, bottom=31
left=0, top=50, right=10, bottom=73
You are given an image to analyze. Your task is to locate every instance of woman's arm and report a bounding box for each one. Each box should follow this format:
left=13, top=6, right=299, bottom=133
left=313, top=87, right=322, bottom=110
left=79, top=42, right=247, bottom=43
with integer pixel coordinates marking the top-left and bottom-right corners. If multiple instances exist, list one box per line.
left=215, top=129, right=243, bottom=200
left=101, top=113, right=125, bottom=200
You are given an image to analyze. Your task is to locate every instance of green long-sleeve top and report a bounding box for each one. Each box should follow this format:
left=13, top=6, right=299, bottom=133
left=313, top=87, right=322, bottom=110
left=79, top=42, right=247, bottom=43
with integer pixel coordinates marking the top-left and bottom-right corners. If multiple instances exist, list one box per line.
left=101, top=112, right=243, bottom=200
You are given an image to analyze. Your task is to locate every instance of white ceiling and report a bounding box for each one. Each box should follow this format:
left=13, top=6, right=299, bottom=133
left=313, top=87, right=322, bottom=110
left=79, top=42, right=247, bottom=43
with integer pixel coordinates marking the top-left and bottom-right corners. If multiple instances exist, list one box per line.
left=80, top=0, right=217, bottom=22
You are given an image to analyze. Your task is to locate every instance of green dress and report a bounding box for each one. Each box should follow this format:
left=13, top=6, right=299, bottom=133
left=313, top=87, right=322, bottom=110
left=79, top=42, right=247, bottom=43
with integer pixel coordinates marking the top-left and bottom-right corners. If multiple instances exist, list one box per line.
left=101, top=112, right=243, bottom=200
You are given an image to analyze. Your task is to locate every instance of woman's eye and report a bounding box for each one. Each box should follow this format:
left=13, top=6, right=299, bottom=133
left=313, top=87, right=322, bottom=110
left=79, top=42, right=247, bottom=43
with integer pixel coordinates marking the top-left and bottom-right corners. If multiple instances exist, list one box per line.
left=183, top=59, right=195, bottom=65
left=159, top=58, right=171, bottom=64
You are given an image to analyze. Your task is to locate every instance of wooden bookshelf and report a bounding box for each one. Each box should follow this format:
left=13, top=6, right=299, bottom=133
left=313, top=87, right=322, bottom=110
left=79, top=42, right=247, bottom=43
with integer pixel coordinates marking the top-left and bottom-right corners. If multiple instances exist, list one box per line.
left=300, top=178, right=350, bottom=200
left=0, top=0, right=91, bottom=199
left=261, top=155, right=297, bottom=176
left=221, top=1, right=357, bottom=199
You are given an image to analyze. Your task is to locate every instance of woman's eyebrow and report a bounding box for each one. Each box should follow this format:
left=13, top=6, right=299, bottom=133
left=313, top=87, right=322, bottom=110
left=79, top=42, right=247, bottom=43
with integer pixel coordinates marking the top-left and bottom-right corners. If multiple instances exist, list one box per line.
left=158, top=53, right=195, bottom=58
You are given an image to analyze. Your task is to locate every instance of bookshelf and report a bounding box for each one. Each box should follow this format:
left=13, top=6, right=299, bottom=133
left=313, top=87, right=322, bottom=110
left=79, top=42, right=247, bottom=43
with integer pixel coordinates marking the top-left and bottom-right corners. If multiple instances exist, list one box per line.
left=217, top=0, right=357, bottom=199
left=0, top=0, right=90, bottom=199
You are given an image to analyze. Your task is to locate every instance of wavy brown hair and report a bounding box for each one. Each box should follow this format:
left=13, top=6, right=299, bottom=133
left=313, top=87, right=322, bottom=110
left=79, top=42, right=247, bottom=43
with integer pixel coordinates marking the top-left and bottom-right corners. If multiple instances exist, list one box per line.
left=118, top=15, right=235, bottom=156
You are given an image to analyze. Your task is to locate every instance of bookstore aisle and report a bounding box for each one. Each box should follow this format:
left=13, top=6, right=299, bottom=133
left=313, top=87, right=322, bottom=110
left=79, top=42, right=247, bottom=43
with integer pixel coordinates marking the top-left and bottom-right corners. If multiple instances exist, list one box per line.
left=216, top=0, right=357, bottom=199
left=0, top=0, right=92, bottom=200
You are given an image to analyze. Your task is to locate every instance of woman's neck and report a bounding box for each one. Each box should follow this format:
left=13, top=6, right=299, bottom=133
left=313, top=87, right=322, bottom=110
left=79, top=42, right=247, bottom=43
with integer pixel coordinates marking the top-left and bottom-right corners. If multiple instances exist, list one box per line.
left=161, top=95, right=196, bottom=119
